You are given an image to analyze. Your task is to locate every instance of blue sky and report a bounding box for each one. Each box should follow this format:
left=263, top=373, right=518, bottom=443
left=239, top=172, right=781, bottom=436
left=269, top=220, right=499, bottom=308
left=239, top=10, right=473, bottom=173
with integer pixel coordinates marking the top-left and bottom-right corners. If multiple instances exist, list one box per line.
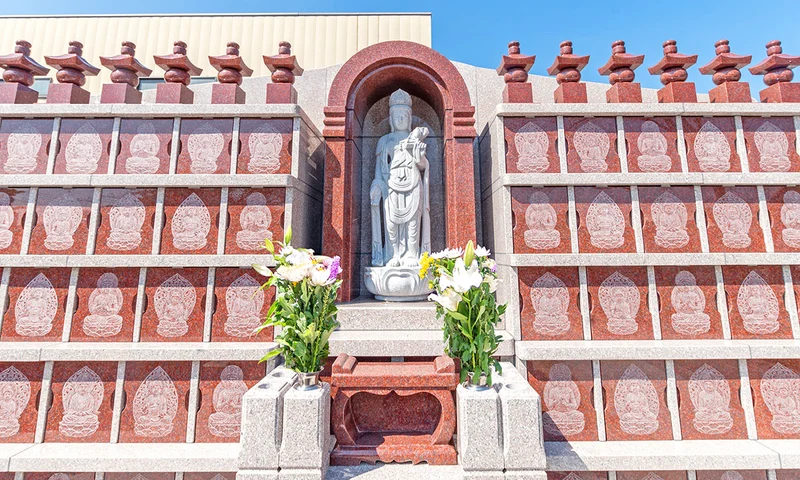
left=3, top=0, right=799, bottom=92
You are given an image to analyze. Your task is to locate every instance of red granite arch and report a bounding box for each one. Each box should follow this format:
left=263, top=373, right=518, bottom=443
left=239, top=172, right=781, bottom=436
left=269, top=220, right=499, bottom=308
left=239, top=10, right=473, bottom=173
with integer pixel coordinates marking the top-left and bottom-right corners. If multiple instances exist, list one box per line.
left=322, top=41, right=477, bottom=300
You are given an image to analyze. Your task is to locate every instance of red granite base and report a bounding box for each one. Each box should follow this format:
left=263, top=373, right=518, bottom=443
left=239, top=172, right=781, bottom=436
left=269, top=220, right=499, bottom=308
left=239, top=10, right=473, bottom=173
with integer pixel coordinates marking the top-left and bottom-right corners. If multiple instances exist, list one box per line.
left=759, top=83, right=800, bottom=103
left=100, top=84, right=143, bottom=104
left=554, top=83, right=587, bottom=103
left=0, top=83, right=39, bottom=104
left=503, top=83, right=533, bottom=103
left=709, top=82, right=752, bottom=103
left=46, top=84, right=91, bottom=104
left=657, top=82, right=697, bottom=103
left=156, top=83, right=194, bottom=104
left=330, top=443, right=458, bottom=466
left=606, top=83, right=642, bottom=103
left=212, top=84, right=246, bottom=104
left=266, top=83, right=297, bottom=104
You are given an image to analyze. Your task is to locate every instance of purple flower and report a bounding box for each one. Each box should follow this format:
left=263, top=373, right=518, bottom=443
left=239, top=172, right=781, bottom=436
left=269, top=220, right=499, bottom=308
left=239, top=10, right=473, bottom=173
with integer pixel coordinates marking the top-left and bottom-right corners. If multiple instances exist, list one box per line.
left=327, top=256, right=342, bottom=280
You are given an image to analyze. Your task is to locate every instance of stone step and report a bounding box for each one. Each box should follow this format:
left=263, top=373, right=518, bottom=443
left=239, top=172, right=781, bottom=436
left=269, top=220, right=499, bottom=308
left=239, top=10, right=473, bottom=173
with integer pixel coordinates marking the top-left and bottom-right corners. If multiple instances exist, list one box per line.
left=329, top=330, right=515, bottom=358
left=326, top=464, right=466, bottom=479
left=516, top=339, right=800, bottom=361
left=336, top=297, right=439, bottom=331
left=0, top=342, right=277, bottom=362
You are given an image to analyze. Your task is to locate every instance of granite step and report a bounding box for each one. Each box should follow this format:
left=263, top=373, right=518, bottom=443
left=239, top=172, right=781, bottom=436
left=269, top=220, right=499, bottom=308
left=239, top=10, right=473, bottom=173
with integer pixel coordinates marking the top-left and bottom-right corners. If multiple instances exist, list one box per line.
left=336, top=297, right=440, bottom=331
left=0, top=342, right=278, bottom=362
left=329, top=329, right=515, bottom=358
left=326, top=464, right=465, bottom=479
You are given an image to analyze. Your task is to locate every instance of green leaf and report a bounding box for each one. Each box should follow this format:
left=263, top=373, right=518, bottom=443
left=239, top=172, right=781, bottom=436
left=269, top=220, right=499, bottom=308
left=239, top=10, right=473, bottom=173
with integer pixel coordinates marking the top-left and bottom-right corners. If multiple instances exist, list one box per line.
left=252, top=264, right=272, bottom=277
left=284, top=226, right=293, bottom=245
left=263, top=238, right=275, bottom=254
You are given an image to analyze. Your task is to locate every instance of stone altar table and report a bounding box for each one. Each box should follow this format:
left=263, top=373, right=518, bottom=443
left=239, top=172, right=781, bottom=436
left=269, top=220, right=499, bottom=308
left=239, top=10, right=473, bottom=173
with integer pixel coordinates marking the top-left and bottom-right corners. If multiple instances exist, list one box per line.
left=329, top=353, right=459, bottom=465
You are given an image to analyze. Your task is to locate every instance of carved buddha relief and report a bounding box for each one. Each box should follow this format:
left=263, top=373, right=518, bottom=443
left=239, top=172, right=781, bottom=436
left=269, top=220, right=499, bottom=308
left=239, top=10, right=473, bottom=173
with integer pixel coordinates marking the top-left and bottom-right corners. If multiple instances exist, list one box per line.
left=65, top=122, right=103, bottom=174
left=542, top=363, right=585, bottom=436
left=514, top=121, right=549, bottom=173
left=58, top=366, right=103, bottom=438
left=236, top=192, right=273, bottom=250
left=688, top=364, right=733, bottom=435
left=670, top=271, right=711, bottom=336
left=754, top=121, right=791, bottom=172
left=651, top=191, right=689, bottom=249
left=530, top=272, right=570, bottom=336
left=574, top=121, right=610, bottom=173
left=695, top=121, right=732, bottom=172
left=523, top=191, right=560, bottom=250
left=247, top=122, right=283, bottom=173
left=43, top=193, right=83, bottom=251
left=586, top=192, right=625, bottom=249
left=4, top=124, right=41, bottom=174
left=780, top=190, right=800, bottom=249
left=208, top=365, right=248, bottom=437
left=737, top=271, right=780, bottom=335
left=107, top=192, right=146, bottom=251
left=172, top=192, right=211, bottom=251
left=83, top=272, right=124, bottom=338
left=154, top=273, right=196, bottom=338
left=599, top=271, right=640, bottom=336
left=187, top=122, right=224, bottom=174
left=224, top=273, right=264, bottom=338
left=133, top=366, right=178, bottom=438
left=0, top=366, right=30, bottom=438
left=0, top=192, right=14, bottom=250
left=761, top=362, right=800, bottom=434
left=712, top=191, right=752, bottom=249
left=614, top=364, right=660, bottom=435
left=15, top=272, right=58, bottom=337
left=126, top=122, right=161, bottom=174
left=636, top=121, right=671, bottom=172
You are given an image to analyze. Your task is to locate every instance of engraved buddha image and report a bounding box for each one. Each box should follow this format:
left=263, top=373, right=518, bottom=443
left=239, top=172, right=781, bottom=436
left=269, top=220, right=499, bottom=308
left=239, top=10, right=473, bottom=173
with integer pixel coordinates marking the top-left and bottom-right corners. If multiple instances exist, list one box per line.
left=586, top=191, right=625, bottom=249
left=107, top=192, right=145, bottom=251
left=64, top=122, right=102, bottom=174
left=0, top=192, right=14, bottom=250
left=599, top=271, right=640, bottom=336
left=760, top=362, right=800, bottom=434
left=14, top=272, right=58, bottom=337
left=737, top=271, right=780, bottom=335
left=530, top=272, right=570, bottom=336
left=4, top=124, right=41, bottom=174
left=614, top=364, right=660, bottom=435
left=43, top=193, right=83, bottom=251
left=542, top=363, right=585, bottom=436
left=523, top=191, right=560, bottom=250
left=58, top=366, right=103, bottom=438
left=224, top=273, right=264, bottom=338
left=0, top=366, right=30, bottom=438
left=187, top=122, right=224, bottom=174
left=651, top=192, right=689, bottom=249
left=712, top=191, right=752, bottom=249
left=126, top=123, right=160, bottom=174
left=754, top=121, right=790, bottom=172
left=573, top=121, right=609, bottom=173
left=208, top=365, right=249, bottom=437
left=694, top=121, right=731, bottom=172
left=133, top=366, right=178, bottom=438
left=514, top=121, right=549, bottom=173
left=172, top=192, right=211, bottom=251
left=670, top=271, right=711, bottom=336
left=83, top=272, right=124, bottom=338
left=235, top=192, right=273, bottom=250
left=154, top=273, right=196, bottom=338
left=780, top=190, right=800, bottom=249
left=636, top=121, right=671, bottom=172
left=247, top=122, right=283, bottom=173
left=688, top=364, right=733, bottom=435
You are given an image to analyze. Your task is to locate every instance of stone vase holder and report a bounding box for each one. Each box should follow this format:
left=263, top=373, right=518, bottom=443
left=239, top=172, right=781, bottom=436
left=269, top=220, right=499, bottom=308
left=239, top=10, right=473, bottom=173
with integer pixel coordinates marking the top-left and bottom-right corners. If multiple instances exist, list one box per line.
left=330, top=353, right=459, bottom=465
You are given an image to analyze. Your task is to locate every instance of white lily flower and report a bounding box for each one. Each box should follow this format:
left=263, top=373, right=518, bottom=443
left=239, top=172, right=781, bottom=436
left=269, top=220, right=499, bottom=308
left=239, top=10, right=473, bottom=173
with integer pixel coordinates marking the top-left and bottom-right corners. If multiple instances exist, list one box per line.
left=441, top=258, right=483, bottom=293
left=275, top=262, right=312, bottom=282
left=445, top=247, right=464, bottom=259
left=285, top=248, right=312, bottom=266
left=474, top=245, right=491, bottom=257
left=429, top=288, right=462, bottom=311
left=309, top=263, right=333, bottom=286
left=483, top=275, right=499, bottom=293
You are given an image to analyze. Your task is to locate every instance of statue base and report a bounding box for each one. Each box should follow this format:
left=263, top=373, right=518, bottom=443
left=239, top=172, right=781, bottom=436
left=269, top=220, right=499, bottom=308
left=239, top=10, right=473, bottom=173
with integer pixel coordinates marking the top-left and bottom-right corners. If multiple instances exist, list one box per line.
left=364, top=266, right=432, bottom=302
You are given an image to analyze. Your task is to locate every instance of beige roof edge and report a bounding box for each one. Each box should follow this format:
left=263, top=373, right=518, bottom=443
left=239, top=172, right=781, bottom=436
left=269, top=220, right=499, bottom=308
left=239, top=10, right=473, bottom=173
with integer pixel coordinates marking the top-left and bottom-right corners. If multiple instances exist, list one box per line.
left=2, top=12, right=432, bottom=18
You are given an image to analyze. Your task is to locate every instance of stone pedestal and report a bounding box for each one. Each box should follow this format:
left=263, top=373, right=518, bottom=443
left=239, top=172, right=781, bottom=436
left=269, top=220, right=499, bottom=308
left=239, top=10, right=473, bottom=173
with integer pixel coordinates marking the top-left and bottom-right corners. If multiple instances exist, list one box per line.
left=364, top=266, right=432, bottom=301
left=0, top=82, right=39, bottom=104
left=554, top=83, right=587, bottom=103
left=496, top=363, right=547, bottom=475
left=657, top=82, right=697, bottom=103
left=100, top=83, right=142, bottom=104
left=457, top=385, right=504, bottom=479
left=267, top=83, right=297, bottom=104
left=212, top=83, right=246, bottom=104
left=503, top=83, right=533, bottom=103
left=156, top=82, right=194, bottom=104
left=46, top=83, right=90, bottom=104
left=330, top=354, right=458, bottom=465
left=709, top=82, right=752, bottom=103
left=279, top=382, right=331, bottom=480
left=759, top=83, right=800, bottom=103
left=606, top=83, right=642, bottom=103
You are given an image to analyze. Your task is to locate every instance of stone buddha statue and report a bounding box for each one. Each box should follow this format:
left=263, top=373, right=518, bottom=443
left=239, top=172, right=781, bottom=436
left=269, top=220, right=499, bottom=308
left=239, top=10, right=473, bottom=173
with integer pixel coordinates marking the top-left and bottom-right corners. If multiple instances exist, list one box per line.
left=636, top=121, right=671, bottom=172
left=365, top=89, right=432, bottom=301
left=235, top=192, right=273, bottom=250
left=781, top=190, right=800, bottom=249
left=4, top=124, right=41, bottom=174
left=83, top=273, right=124, bottom=337
left=670, top=271, right=711, bottom=336
left=58, top=366, right=103, bottom=438
left=542, top=363, right=585, bottom=436
left=524, top=191, right=560, bottom=250
left=0, top=192, right=14, bottom=250
left=126, top=123, right=161, bottom=174
left=208, top=365, right=248, bottom=437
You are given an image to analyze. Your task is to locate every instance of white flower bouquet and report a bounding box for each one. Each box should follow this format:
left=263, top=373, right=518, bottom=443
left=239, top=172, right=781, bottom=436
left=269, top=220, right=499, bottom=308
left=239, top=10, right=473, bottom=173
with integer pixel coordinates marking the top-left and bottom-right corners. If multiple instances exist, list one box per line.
left=420, top=241, right=505, bottom=386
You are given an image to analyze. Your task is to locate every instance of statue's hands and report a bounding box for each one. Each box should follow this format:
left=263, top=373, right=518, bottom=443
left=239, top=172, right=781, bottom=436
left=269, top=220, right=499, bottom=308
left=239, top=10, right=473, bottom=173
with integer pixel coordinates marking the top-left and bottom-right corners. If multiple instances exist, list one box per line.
left=369, top=183, right=382, bottom=205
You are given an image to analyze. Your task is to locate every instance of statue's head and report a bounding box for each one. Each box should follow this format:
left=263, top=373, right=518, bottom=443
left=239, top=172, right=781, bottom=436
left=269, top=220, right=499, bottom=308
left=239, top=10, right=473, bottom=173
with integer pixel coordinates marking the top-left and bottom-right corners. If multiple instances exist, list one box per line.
left=389, top=89, right=412, bottom=133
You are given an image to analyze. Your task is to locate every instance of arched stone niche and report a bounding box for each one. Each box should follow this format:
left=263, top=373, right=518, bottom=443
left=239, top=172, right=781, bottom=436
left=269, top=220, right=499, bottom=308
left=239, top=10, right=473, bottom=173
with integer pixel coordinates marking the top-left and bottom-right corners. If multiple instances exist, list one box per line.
left=323, top=41, right=477, bottom=300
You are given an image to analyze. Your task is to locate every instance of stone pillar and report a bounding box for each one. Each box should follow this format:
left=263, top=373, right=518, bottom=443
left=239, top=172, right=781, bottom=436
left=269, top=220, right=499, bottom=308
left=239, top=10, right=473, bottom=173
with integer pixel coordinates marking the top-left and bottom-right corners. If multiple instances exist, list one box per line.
left=236, top=367, right=297, bottom=480
left=263, top=41, right=303, bottom=104
left=153, top=41, right=202, bottom=104
left=278, top=383, right=331, bottom=480
left=99, top=41, right=152, bottom=104
left=698, top=40, right=752, bottom=103
left=209, top=42, right=253, bottom=104
left=546, top=41, right=589, bottom=103
left=749, top=40, right=800, bottom=103
left=456, top=384, right=504, bottom=479
left=598, top=40, right=645, bottom=103
left=647, top=40, right=698, bottom=103
left=0, top=40, right=49, bottom=104
left=44, top=41, right=100, bottom=104
left=497, top=41, right=535, bottom=103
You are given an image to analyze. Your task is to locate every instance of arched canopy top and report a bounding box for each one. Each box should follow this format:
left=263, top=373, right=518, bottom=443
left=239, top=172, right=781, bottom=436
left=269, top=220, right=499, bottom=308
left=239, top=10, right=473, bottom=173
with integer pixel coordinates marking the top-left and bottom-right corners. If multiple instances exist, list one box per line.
left=323, top=41, right=475, bottom=139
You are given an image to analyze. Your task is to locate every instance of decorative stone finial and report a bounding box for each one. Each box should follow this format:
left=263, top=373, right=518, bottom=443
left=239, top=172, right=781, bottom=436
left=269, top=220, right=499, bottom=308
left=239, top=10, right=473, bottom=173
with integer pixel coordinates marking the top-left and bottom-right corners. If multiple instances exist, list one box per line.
left=99, top=41, right=153, bottom=104
left=598, top=40, right=645, bottom=103
left=496, top=40, right=536, bottom=103
left=546, top=40, right=590, bottom=103
left=698, top=39, right=752, bottom=103
left=647, top=40, right=699, bottom=103
left=0, top=40, right=50, bottom=104
left=263, top=41, right=303, bottom=104
left=154, top=40, right=203, bottom=86
left=209, top=41, right=253, bottom=85
left=44, top=40, right=100, bottom=87
left=749, top=40, right=800, bottom=102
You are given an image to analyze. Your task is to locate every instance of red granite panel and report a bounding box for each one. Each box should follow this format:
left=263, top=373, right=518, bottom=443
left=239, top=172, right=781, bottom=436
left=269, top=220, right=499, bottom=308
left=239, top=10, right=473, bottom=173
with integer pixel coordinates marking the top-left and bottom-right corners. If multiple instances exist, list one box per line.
left=140, top=268, right=207, bottom=342
left=617, top=473, right=686, bottom=480
left=53, top=119, right=113, bottom=175
left=194, top=361, right=264, bottom=442
left=673, top=359, right=748, bottom=440
left=511, top=187, right=570, bottom=254
left=587, top=267, right=652, bottom=340
left=0, top=118, right=52, bottom=175
left=702, top=186, right=764, bottom=253
left=527, top=360, right=597, bottom=441
left=684, top=117, right=741, bottom=172
left=564, top=117, right=621, bottom=173
left=748, top=358, right=800, bottom=439
left=28, top=188, right=93, bottom=255
left=118, top=361, right=191, bottom=443
left=0, top=362, right=44, bottom=442
left=210, top=268, right=272, bottom=342
left=160, top=188, right=220, bottom=255
left=575, top=187, right=635, bottom=254
left=0, top=474, right=12, bottom=480
left=0, top=188, right=30, bottom=255
left=623, top=117, right=682, bottom=173
left=696, top=471, right=766, bottom=480
left=601, top=360, right=673, bottom=441
left=503, top=117, right=560, bottom=174
left=106, top=474, right=175, bottom=480
left=1, top=268, right=70, bottom=342
left=224, top=188, right=285, bottom=255
left=184, top=474, right=235, bottom=480
left=115, top=119, right=173, bottom=175
left=723, top=266, right=792, bottom=340
left=95, top=188, right=157, bottom=255
left=70, top=268, right=138, bottom=342
left=776, top=471, right=800, bottom=480
left=176, top=119, right=233, bottom=174
left=765, top=186, right=800, bottom=252
left=519, top=267, right=583, bottom=341
left=741, top=117, right=800, bottom=173
left=547, top=472, right=607, bottom=480
left=25, top=474, right=95, bottom=480
left=654, top=266, right=723, bottom=340
left=639, top=186, right=701, bottom=253
left=44, top=361, right=117, bottom=442
left=237, top=119, right=293, bottom=175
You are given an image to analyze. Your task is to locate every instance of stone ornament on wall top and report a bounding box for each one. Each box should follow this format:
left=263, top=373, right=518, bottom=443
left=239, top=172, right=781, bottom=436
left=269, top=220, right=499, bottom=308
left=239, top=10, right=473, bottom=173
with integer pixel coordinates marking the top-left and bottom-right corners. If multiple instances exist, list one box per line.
left=172, top=192, right=211, bottom=251
left=65, top=122, right=102, bottom=174
left=694, top=121, right=732, bottom=172
left=154, top=273, right=196, bottom=338
left=543, top=363, right=585, bottom=436
left=365, top=89, right=432, bottom=301
left=247, top=122, right=282, bottom=173
left=651, top=191, right=689, bottom=249
left=737, top=271, right=780, bottom=335
left=754, top=121, right=790, bottom=172
left=187, top=122, right=224, bottom=174
left=671, top=271, right=711, bottom=335
left=58, top=365, right=103, bottom=438
left=780, top=190, right=800, bottom=248
left=637, top=121, right=671, bottom=172
left=43, top=193, right=83, bottom=251
left=0, top=192, right=14, bottom=249
left=760, top=362, right=800, bottom=434
left=126, top=123, right=161, bottom=174
left=235, top=192, right=273, bottom=250
left=133, top=366, right=178, bottom=438
left=688, top=364, right=733, bottom=435
left=224, top=273, right=263, bottom=337
left=587, top=192, right=625, bottom=249
left=0, top=366, right=30, bottom=438
left=4, top=124, right=41, bottom=174
left=107, top=192, right=145, bottom=251
left=712, top=191, right=752, bottom=249
left=599, top=271, right=640, bottom=335
left=514, top=121, right=549, bottom=173
left=208, top=364, right=248, bottom=437
left=524, top=191, right=560, bottom=249
left=574, top=121, right=610, bottom=173
left=15, top=272, right=58, bottom=337
left=84, top=272, right=124, bottom=337
left=531, top=272, right=570, bottom=336
left=614, top=364, right=660, bottom=435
